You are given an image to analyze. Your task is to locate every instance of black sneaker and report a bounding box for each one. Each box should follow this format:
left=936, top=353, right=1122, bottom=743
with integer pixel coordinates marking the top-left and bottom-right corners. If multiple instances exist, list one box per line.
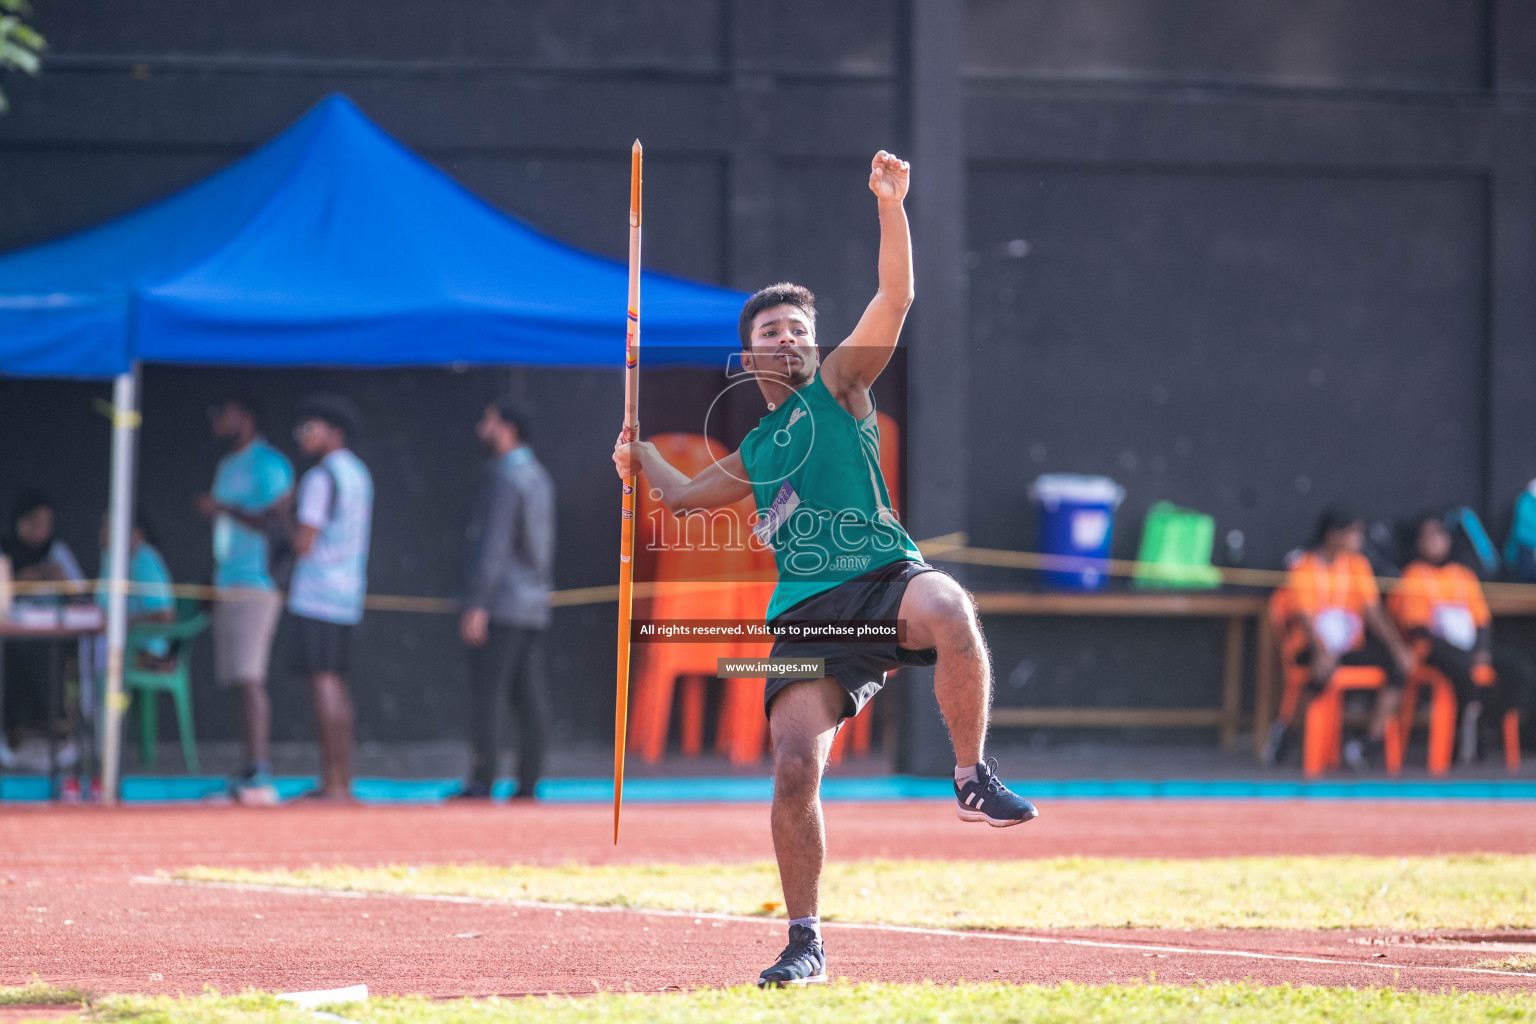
left=955, top=757, right=1039, bottom=827
left=756, top=924, right=826, bottom=988
left=1260, top=720, right=1292, bottom=767
left=1459, top=701, right=1483, bottom=766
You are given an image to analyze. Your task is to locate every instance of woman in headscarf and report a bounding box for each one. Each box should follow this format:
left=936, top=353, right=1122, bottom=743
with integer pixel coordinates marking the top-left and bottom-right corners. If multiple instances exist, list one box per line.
left=1, top=492, right=87, bottom=759
left=1390, top=513, right=1528, bottom=764
left=2, top=491, right=86, bottom=604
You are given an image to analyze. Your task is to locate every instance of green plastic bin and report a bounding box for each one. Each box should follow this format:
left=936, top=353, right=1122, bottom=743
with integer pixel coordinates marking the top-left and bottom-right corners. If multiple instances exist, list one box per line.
left=1132, top=501, right=1222, bottom=589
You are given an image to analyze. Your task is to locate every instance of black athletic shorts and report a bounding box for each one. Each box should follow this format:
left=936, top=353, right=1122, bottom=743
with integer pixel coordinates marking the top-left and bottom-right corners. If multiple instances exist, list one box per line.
left=291, top=613, right=355, bottom=675
left=763, top=559, right=944, bottom=720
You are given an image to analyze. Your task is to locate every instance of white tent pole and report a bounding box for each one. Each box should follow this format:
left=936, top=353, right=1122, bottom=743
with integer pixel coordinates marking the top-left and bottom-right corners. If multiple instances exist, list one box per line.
left=101, top=363, right=140, bottom=806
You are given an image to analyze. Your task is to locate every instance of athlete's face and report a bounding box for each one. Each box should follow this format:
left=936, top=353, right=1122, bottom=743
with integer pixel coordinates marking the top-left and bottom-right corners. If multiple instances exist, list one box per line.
left=743, top=304, right=818, bottom=386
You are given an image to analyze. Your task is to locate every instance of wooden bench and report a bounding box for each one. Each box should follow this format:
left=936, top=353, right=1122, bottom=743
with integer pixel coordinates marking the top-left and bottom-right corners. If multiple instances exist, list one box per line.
left=973, top=590, right=1268, bottom=751
left=975, top=588, right=1536, bottom=760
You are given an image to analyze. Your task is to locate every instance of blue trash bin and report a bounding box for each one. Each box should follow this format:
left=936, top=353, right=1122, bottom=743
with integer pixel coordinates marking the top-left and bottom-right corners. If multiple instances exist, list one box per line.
left=1029, top=475, right=1126, bottom=590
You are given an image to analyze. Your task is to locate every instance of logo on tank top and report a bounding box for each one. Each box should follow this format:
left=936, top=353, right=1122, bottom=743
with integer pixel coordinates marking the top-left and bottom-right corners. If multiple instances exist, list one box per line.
left=787, top=407, right=808, bottom=429
left=753, top=480, right=801, bottom=546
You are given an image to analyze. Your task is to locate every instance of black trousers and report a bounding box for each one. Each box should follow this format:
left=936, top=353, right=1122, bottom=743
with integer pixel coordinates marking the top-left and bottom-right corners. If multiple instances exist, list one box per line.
left=1297, top=633, right=1405, bottom=690
left=1403, top=637, right=1530, bottom=722
left=1490, top=643, right=1534, bottom=721
left=466, top=624, right=548, bottom=793
left=1419, top=641, right=1480, bottom=712
left=1421, top=637, right=1480, bottom=709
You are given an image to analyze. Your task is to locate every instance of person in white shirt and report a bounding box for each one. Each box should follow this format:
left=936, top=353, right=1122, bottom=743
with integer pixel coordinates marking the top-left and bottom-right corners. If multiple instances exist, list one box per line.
left=286, top=394, right=373, bottom=802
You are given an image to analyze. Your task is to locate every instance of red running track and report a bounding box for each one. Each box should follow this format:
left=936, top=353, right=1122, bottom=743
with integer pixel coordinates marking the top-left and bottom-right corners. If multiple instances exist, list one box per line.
left=7, top=799, right=1536, bottom=877
left=2, top=801, right=1535, bottom=996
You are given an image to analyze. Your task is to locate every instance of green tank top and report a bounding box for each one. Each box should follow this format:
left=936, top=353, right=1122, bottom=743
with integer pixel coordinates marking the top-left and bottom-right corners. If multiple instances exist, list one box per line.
left=738, top=370, right=922, bottom=621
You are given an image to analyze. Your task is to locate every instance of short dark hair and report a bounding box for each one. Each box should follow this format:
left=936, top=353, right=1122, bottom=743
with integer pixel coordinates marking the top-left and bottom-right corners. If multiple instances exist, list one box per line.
left=220, top=391, right=263, bottom=427
left=488, top=396, right=530, bottom=441
left=9, top=490, right=51, bottom=531
left=133, top=505, right=160, bottom=549
left=1310, top=504, right=1363, bottom=548
left=738, top=282, right=817, bottom=350
left=295, top=393, right=361, bottom=439
left=1413, top=510, right=1447, bottom=536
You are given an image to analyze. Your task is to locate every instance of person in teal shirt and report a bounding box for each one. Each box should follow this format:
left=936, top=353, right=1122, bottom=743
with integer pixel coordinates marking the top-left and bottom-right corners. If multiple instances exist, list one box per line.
left=196, top=393, right=293, bottom=806
left=96, top=509, right=176, bottom=662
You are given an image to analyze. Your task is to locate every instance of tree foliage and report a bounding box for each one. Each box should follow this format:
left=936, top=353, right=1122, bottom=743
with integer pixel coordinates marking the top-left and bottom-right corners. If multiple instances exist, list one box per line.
left=0, top=0, right=46, bottom=114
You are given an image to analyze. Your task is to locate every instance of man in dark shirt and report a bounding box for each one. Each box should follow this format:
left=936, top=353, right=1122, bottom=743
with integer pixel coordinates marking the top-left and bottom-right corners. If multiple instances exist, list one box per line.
left=458, top=398, right=555, bottom=800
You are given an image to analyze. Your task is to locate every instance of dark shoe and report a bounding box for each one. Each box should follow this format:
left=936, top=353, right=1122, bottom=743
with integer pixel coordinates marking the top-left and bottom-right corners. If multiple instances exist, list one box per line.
left=1459, top=701, right=1483, bottom=766
left=1343, top=737, right=1384, bottom=773
left=1260, top=720, right=1292, bottom=767
left=757, top=924, right=826, bottom=988
left=955, top=757, right=1039, bottom=827
left=231, top=769, right=280, bottom=807
left=452, top=781, right=493, bottom=800
left=1342, top=738, right=1368, bottom=773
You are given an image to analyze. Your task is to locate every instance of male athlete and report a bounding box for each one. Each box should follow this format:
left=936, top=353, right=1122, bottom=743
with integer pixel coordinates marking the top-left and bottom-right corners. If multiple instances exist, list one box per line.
left=613, top=151, right=1037, bottom=988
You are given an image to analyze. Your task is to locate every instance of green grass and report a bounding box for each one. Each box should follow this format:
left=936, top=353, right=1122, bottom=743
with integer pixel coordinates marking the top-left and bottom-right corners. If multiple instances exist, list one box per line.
left=1477, top=953, right=1536, bottom=972
left=8, top=984, right=1530, bottom=1024
left=178, top=855, right=1536, bottom=932
left=0, top=980, right=92, bottom=1007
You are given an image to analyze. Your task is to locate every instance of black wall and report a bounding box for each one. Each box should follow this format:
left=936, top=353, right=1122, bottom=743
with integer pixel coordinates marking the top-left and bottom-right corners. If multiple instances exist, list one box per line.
left=3, top=1, right=1535, bottom=750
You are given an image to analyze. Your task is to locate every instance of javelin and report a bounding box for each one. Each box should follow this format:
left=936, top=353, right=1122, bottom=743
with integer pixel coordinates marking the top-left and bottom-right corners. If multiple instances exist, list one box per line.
left=613, top=139, right=642, bottom=844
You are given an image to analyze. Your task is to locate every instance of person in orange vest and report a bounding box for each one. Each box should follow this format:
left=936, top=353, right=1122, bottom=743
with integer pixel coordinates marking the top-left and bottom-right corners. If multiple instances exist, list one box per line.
left=1283, top=506, right=1416, bottom=771
left=1390, top=514, right=1509, bottom=764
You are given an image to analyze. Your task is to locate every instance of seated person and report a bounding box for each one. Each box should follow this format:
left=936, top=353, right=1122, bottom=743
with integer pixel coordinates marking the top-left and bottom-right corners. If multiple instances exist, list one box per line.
left=1503, top=480, right=1536, bottom=582
left=2, top=491, right=86, bottom=605
left=1, top=492, right=88, bottom=750
left=1391, top=514, right=1522, bottom=764
left=96, top=509, right=176, bottom=668
left=1281, top=506, right=1415, bottom=770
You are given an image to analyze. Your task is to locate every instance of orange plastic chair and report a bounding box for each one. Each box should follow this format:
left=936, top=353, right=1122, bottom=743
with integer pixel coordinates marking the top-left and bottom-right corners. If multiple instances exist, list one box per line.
left=1271, top=590, right=1401, bottom=778
left=630, top=434, right=775, bottom=764
left=1398, top=643, right=1458, bottom=777
left=876, top=410, right=901, bottom=520
left=1400, top=661, right=1521, bottom=774
left=1472, top=664, right=1522, bottom=773
left=1268, top=590, right=1308, bottom=728
left=714, top=577, right=775, bottom=765
left=1301, top=666, right=1402, bottom=778
left=827, top=701, right=872, bottom=766
left=827, top=411, right=903, bottom=767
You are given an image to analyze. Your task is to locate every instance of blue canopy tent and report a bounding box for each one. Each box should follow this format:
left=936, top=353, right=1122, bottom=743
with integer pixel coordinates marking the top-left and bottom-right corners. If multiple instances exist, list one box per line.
left=0, top=93, right=745, bottom=374
left=0, top=94, right=747, bottom=799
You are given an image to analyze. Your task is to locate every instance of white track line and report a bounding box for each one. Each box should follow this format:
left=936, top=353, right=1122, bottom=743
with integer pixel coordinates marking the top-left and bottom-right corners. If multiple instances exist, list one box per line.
left=137, top=876, right=1536, bottom=981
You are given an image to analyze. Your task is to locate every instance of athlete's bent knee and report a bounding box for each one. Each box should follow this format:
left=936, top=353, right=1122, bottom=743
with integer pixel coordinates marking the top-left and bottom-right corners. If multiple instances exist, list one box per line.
left=773, top=748, right=823, bottom=800
left=924, top=590, right=980, bottom=649
left=916, top=574, right=973, bottom=617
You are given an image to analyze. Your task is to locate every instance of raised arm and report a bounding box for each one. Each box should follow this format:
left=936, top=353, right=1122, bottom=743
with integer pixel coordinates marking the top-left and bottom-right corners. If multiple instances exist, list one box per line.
left=822, top=151, right=914, bottom=404
left=613, top=437, right=753, bottom=514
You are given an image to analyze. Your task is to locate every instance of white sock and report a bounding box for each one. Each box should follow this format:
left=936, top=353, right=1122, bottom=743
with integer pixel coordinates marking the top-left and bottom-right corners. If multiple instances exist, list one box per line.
left=954, top=764, right=980, bottom=786
left=789, top=916, right=822, bottom=942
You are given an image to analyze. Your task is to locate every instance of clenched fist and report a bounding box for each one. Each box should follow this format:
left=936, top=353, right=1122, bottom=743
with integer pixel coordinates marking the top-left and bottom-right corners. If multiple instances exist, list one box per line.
left=869, top=150, right=909, bottom=203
